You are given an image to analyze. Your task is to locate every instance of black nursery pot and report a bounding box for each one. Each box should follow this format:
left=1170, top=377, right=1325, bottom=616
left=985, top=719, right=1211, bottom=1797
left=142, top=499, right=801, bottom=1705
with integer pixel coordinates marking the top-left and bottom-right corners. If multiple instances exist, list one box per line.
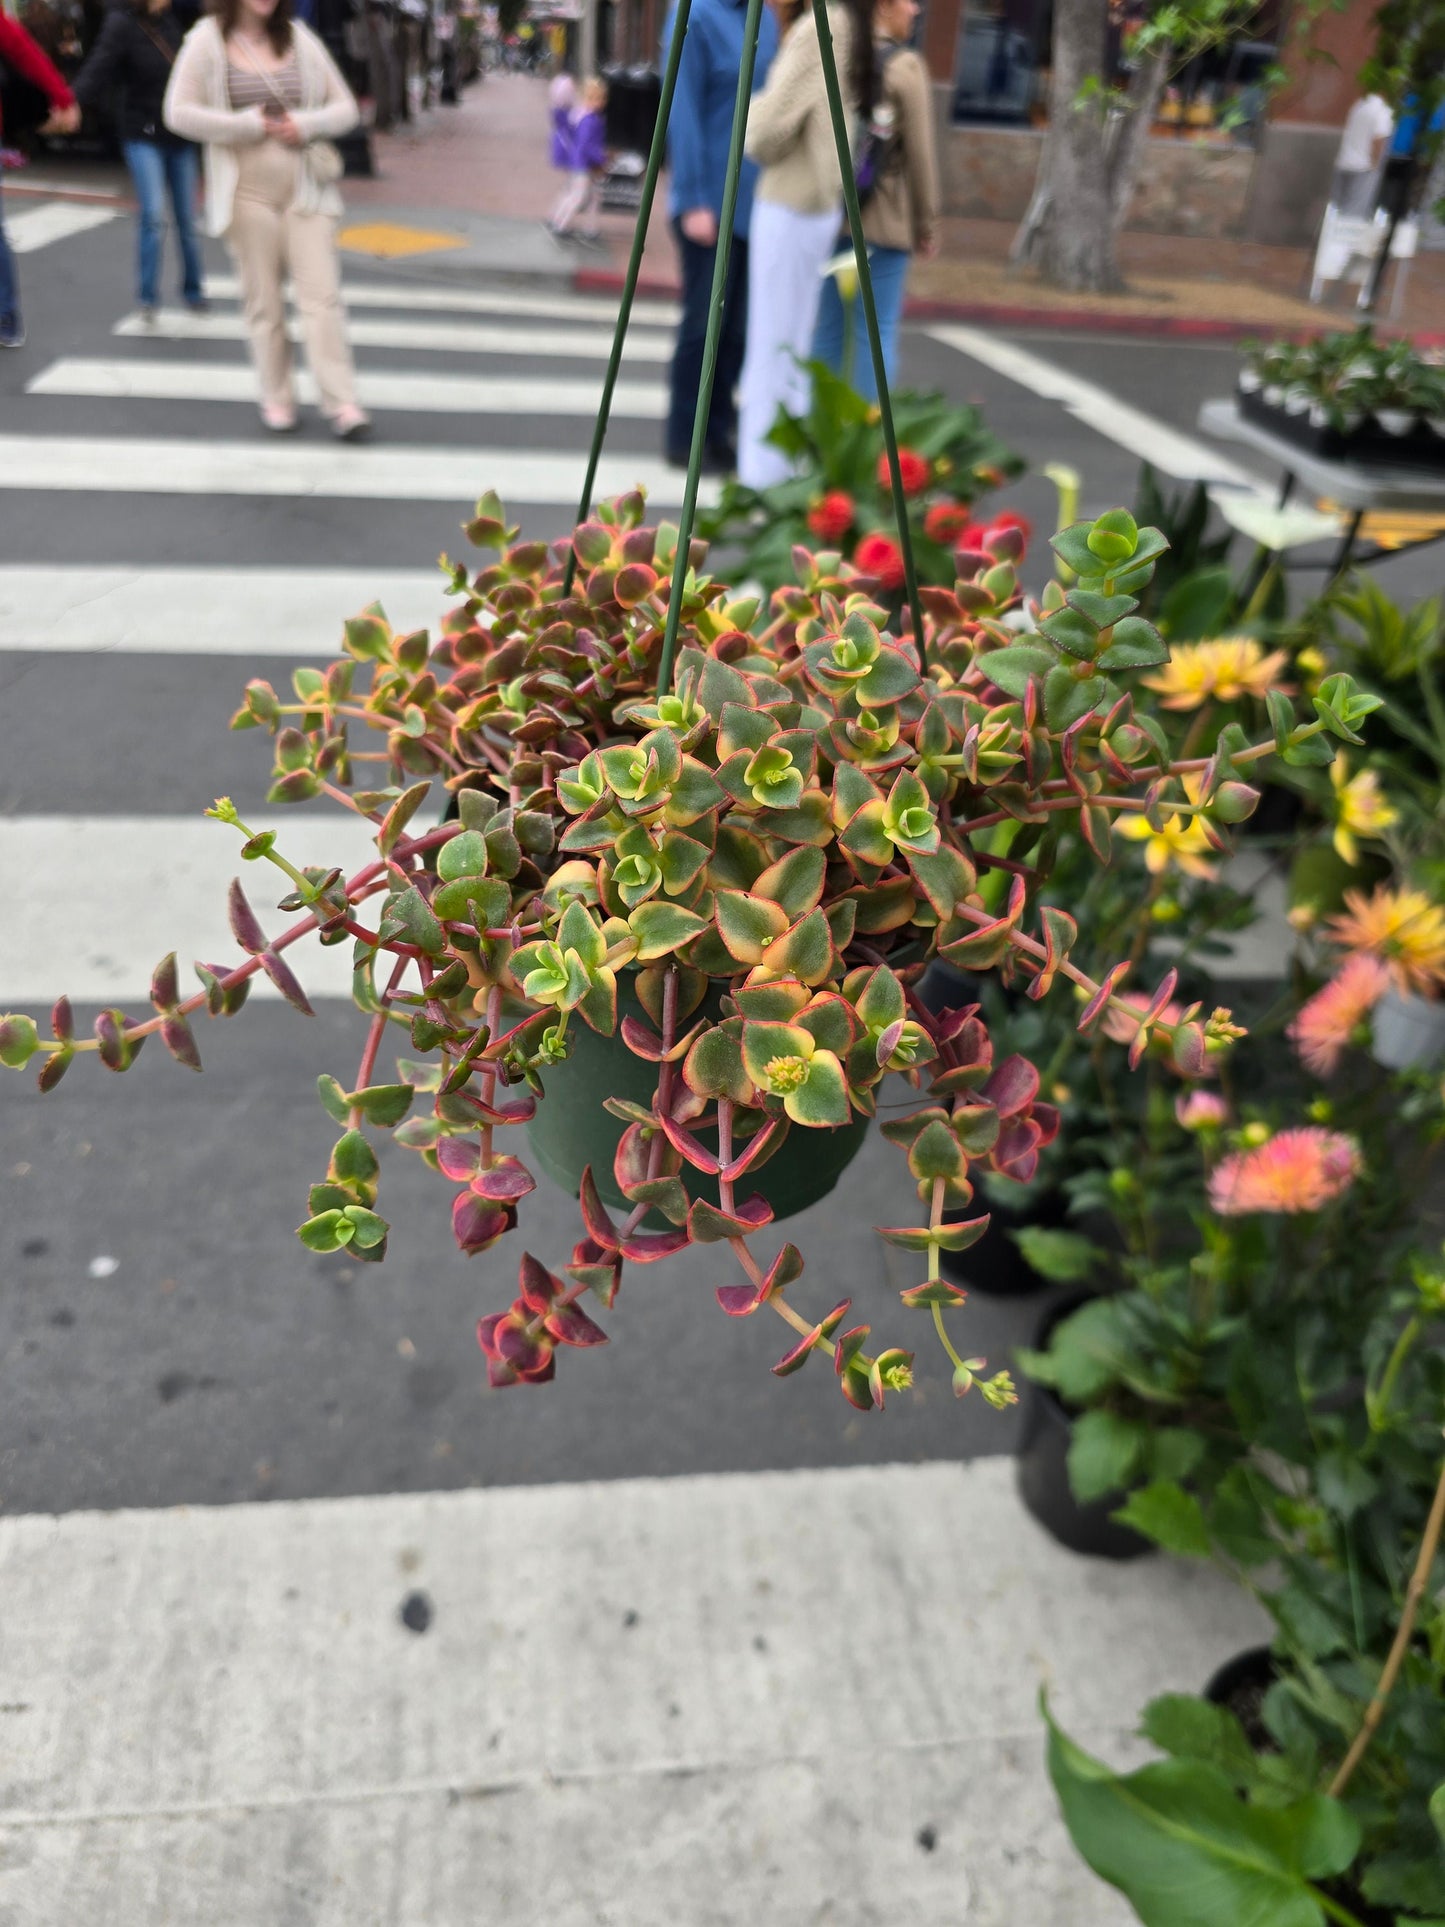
left=1015, top=1292, right=1152, bottom=1561
left=1204, top=1645, right=1279, bottom=1753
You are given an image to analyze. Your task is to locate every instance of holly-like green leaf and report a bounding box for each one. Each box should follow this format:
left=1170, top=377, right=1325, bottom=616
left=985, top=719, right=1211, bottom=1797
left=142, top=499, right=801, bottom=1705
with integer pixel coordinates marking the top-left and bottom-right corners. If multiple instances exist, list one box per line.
left=1113, top=1479, right=1212, bottom=1559
left=1045, top=1704, right=1360, bottom=1927
left=1068, top=1409, right=1147, bottom=1504
left=389, top=885, right=446, bottom=957
left=1095, top=616, right=1169, bottom=670
left=978, top=644, right=1054, bottom=698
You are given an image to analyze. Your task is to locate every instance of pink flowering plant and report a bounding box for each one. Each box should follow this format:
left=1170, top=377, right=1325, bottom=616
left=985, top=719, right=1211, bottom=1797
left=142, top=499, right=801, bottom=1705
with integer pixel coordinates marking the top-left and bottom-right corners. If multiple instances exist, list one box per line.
left=0, top=487, right=1386, bottom=1412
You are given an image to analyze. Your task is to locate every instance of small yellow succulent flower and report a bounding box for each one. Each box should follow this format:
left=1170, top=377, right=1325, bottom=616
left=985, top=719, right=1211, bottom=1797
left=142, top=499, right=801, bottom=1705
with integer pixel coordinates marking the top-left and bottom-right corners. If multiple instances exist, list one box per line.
left=1118, top=774, right=1215, bottom=878
left=1143, top=637, right=1290, bottom=711
left=1329, top=756, right=1398, bottom=866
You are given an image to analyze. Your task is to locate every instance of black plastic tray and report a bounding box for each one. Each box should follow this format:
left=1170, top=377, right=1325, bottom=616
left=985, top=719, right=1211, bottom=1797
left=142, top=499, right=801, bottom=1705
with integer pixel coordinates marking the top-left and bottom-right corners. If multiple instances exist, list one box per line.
left=1238, top=385, right=1445, bottom=471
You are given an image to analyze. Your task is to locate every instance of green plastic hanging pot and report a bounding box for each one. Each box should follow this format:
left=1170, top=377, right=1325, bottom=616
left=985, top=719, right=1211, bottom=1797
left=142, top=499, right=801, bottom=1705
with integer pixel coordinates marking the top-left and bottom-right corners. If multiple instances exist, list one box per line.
left=526, top=977, right=870, bottom=1222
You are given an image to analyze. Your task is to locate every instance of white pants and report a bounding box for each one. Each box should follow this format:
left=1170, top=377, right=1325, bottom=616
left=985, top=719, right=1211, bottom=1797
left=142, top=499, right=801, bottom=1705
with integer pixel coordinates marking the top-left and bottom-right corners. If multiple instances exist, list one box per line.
left=551, top=170, right=600, bottom=235
left=737, top=199, right=840, bottom=489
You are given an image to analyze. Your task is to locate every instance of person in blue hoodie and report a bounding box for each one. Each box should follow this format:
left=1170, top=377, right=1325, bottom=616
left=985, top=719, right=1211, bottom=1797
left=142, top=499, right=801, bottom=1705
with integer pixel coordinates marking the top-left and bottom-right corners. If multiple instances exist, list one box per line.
left=661, top=0, right=778, bottom=472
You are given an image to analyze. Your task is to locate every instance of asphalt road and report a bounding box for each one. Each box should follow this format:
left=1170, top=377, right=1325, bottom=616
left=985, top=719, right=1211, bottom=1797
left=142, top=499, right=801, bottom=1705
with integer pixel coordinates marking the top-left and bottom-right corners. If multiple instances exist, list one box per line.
left=1, top=197, right=1439, bottom=1516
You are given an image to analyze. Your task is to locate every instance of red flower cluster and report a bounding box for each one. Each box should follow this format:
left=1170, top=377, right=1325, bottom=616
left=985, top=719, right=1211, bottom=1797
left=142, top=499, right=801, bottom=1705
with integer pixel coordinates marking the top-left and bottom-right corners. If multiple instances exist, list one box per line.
left=806, top=489, right=856, bottom=543
left=876, top=447, right=932, bottom=497
left=853, top=531, right=907, bottom=591
left=923, top=501, right=972, bottom=545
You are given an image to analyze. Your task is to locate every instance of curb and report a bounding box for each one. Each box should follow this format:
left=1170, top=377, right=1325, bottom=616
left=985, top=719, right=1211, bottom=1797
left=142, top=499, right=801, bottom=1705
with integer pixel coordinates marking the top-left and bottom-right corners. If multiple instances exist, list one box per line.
left=572, top=266, right=1443, bottom=346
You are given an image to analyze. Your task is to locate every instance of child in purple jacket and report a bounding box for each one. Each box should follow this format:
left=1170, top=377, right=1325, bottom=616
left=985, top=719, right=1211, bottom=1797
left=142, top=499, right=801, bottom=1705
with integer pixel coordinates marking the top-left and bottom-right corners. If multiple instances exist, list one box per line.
left=548, top=76, right=608, bottom=242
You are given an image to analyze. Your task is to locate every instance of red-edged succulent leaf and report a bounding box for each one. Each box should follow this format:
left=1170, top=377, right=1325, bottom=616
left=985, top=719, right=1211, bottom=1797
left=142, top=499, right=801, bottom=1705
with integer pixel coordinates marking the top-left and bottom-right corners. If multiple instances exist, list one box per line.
left=435, top=1136, right=482, bottom=1182
left=716, top=1282, right=765, bottom=1316
left=720, top=1120, right=780, bottom=1183
left=518, top=1250, right=563, bottom=1313
left=686, top=1195, right=774, bottom=1244
left=982, top=1054, right=1039, bottom=1118
left=468, top=1157, right=534, bottom=1203
left=899, top=1277, right=969, bottom=1308
left=227, top=878, right=268, bottom=954
left=492, top=1315, right=556, bottom=1381
left=51, top=995, right=74, bottom=1042
left=452, top=1191, right=515, bottom=1255
left=619, top=1225, right=692, bottom=1263
left=160, top=1013, right=202, bottom=1071
left=771, top=1298, right=852, bottom=1377
left=567, top=1236, right=623, bottom=1308
left=1169, top=1022, right=1208, bottom=1077
left=657, top=1111, right=722, bottom=1174
left=545, top=1301, right=609, bottom=1347
left=1077, top=961, right=1131, bottom=1036
left=261, top=949, right=314, bottom=1016
left=150, top=951, right=180, bottom=1011
left=620, top=1015, right=666, bottom=1060
left=579, top=1166, right=620, bottom=1250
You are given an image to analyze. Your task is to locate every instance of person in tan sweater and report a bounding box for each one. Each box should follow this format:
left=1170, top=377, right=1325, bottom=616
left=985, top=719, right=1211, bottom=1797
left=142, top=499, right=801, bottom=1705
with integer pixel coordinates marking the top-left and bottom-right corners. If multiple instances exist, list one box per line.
left=736, top=0, right=870, bottom=488
left=164, top=0, right=368, bottom=438
left=811, top=0, right=939, bottom=401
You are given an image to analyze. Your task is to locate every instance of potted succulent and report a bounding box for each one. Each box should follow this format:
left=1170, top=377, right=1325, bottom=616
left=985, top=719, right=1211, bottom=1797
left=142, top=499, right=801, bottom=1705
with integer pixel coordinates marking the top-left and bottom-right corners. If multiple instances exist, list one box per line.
left=0, top=484, right=1388, bottom=1408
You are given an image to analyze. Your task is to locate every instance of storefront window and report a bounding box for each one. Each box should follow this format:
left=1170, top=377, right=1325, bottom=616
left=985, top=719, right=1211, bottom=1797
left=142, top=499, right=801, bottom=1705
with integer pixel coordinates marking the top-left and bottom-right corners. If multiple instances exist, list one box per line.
left=949, top=0, right=1282, bottom=142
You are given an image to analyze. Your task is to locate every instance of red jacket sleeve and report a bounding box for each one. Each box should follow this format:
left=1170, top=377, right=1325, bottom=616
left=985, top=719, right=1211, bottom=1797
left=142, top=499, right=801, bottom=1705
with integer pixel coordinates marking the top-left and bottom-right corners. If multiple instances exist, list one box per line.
left=0, top=16, right=77, bottom=110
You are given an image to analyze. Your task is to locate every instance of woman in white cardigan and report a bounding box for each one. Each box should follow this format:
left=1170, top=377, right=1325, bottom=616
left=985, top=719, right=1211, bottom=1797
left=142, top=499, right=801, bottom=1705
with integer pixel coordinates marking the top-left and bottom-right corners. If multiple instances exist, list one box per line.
left=164, top=0, right=368, bottom=438
left=736, top=0, right=869, bottom=489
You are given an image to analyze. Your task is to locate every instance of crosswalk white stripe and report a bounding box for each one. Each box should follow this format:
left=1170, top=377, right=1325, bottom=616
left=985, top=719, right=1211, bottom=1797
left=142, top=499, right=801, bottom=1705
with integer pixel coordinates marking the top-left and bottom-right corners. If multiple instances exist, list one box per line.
left=0, top=815, right=390, bottom=1003
left=4, top=176, right=127, bottom=200
left=5, top=201, right=119, bottom=253
left=0, top=435, right=709, bottom=507
left=116, top=308, right=674, bottom=362
left=929, top=323, right=1267, bottom=493
left=205, top=272, right=679, bottom=327
left=0, top=565, right=444, bottom=654
left=28, top=356, right=669, bottom=420
left=7, top=200, right=118, bottom=253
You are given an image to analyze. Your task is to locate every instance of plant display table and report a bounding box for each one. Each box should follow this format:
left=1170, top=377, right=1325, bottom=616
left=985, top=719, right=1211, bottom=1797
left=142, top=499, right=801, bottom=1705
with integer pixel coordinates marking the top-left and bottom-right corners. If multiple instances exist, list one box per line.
left=1198, top=397, right=1445, bottom=578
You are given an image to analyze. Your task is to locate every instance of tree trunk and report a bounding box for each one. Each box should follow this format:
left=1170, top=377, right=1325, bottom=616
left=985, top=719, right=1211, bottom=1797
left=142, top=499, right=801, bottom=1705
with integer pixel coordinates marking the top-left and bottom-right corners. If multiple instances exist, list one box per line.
left=1108, top=47, right=1168, bottom=234
left=1012, top=0, right=1169, bottom=291
left=1014, top=0, right=1120, bottom=291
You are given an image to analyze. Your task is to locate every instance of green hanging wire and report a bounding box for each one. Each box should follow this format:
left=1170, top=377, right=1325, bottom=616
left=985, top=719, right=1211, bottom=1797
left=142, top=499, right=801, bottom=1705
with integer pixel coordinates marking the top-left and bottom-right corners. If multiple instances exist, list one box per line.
left=655, top=0, right=767, bottom=699
left=562, top=0, right=695, bottom=597
left=811, top=0, right=926, bottom=670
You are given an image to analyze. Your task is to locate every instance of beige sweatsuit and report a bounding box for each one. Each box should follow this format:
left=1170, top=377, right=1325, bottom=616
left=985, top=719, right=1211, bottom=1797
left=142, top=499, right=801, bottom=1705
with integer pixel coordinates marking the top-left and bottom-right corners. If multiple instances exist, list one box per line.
left=164, top=18, right=361, bottom=420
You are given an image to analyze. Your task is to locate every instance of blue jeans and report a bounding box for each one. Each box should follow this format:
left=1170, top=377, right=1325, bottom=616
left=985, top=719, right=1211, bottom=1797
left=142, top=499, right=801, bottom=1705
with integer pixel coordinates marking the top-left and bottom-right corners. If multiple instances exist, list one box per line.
left=0, top=180, right=18, bottom=332
left=811, top=244, right=910, bottom=403
left=122, top=139, right=205, bottom=307
left=667, top=221, right=749, bottom=460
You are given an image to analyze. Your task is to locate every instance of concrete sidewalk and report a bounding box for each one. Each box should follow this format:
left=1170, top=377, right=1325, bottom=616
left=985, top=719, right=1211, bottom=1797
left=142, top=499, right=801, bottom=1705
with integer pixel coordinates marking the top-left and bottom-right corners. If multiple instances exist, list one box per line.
left=0, top=1458, right=1264, bottom=1925
left=343, top=73, right=1445, bottom=338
